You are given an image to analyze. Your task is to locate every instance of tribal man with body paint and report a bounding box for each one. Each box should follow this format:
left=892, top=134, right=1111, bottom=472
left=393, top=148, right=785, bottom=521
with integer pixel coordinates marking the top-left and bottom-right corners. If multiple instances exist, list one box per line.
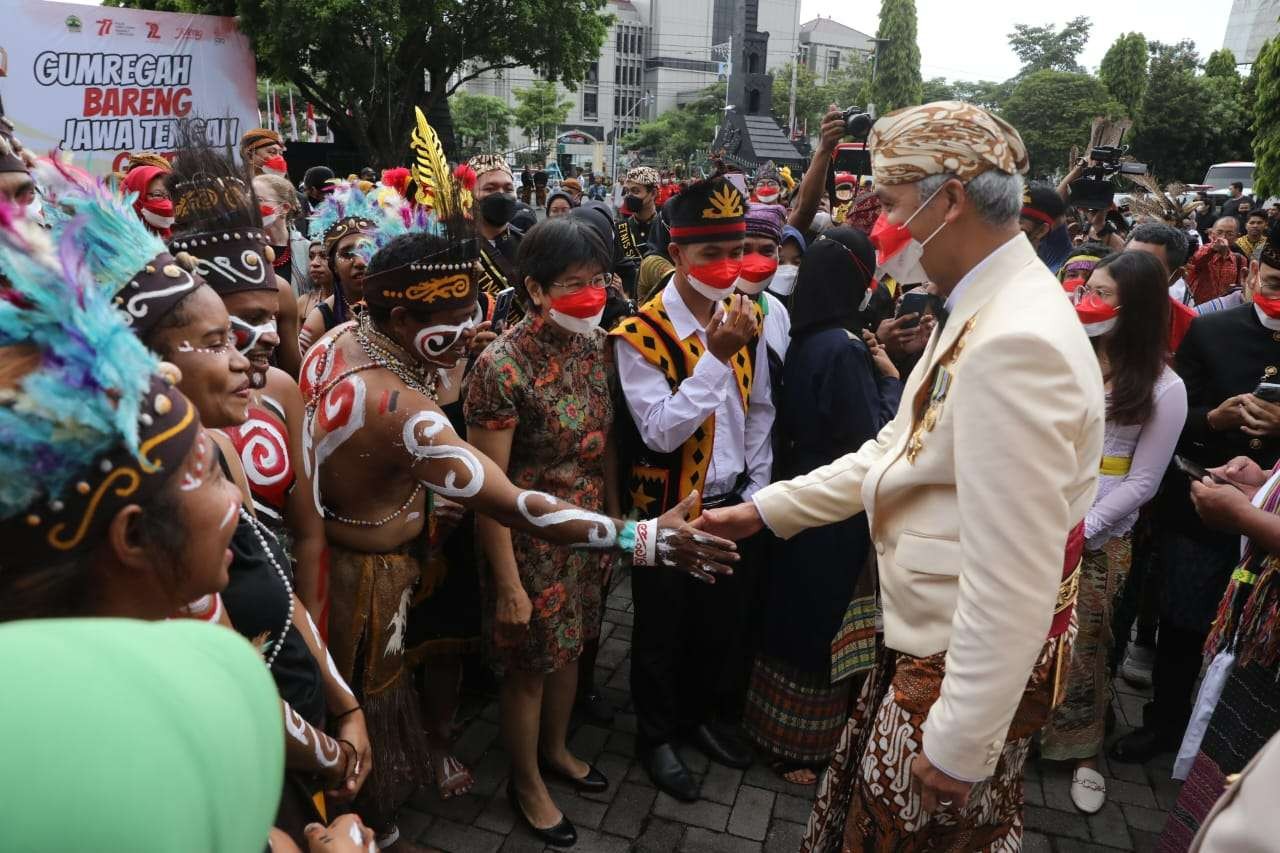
left=302, top=181, right=739, bottom=851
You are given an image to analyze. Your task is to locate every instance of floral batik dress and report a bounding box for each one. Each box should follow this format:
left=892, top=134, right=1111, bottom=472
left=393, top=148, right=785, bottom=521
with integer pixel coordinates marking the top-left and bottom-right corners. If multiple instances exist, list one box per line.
left=465, top=313, right=614, bottom=675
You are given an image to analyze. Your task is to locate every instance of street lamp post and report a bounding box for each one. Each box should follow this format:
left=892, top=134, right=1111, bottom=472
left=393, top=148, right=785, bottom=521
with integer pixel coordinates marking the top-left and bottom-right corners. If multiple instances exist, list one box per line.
left=611, top=94, right=651, bottom=183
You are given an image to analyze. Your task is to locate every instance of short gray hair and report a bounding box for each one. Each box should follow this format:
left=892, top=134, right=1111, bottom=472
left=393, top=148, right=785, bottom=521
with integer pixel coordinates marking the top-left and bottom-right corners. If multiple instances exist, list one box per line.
left=915, top=169, right=1024, bottom=226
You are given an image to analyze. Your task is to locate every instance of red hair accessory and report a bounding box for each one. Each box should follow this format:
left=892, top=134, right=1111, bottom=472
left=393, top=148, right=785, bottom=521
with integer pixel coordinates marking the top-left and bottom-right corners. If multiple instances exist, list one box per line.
left=380, top=167, right=411, bottom=196
left=452, top=164, right=477, bottom=192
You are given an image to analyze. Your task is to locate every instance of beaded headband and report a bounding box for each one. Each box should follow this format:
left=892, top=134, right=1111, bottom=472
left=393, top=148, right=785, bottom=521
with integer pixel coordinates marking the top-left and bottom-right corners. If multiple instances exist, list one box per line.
left=169, top=227, right=276, bottom=295
left=362, top=243, right=481, bottom=313
left=4, top=371, right=200, bottom=569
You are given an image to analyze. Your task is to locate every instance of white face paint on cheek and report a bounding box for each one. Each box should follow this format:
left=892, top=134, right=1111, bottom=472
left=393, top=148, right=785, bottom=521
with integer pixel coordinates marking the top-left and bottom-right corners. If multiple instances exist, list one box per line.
left=218, top=498, right=238, bottom=530
left=349, top=823, right=364, bottom=846
left=515, top=490, right=618, bottom=548
left=402, top=411, right=484, bottom=497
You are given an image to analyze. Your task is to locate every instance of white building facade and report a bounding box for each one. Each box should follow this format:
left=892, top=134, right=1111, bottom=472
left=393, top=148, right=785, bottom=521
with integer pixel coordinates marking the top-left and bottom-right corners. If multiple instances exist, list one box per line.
left=460, top=0, right=799, bottom=174
left=798, top=16, right=875, bottom=85
left=1223, top=0, right=1280, bottom=64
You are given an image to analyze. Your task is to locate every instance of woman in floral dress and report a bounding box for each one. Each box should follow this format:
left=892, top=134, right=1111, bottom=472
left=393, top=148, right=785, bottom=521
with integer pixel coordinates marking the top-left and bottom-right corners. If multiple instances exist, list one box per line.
left=465, top=217, right=619, bottom=848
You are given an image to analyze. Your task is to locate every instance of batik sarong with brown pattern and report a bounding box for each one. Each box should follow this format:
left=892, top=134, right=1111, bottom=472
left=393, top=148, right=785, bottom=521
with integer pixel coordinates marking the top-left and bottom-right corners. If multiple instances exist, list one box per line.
left=328, top=541, right=432, bottom=830
left=801, top=623, right=1076, bottom=853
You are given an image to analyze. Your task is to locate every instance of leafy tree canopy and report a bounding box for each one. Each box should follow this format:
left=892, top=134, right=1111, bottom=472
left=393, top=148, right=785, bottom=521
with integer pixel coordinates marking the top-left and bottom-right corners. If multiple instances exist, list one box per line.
left=772, top=60, right=871, bottom=135
left=872, top=0, right=923, bottom=113
left=621, top=84, right=724, bottom=167
left=107, top=0, right=610, bottom=167
left=449, top=93, right=513, bottom=160
left=1002, top=69, right=1112, bottom=177
left=1008, top=16, right=1092, bottom=75
left=1132, top=43, right=1212, bottom=181
left=1204, top=48, right=1240, bottom=79
left=512, top=81, right=573, bottom=156
left=1098, top=32, right=1148, bottom=118
left=1253, top=38, right=1280, bottom=198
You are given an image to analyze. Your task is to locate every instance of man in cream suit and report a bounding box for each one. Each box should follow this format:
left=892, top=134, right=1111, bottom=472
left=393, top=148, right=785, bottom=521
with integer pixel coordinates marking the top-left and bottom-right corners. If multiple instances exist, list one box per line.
left=698, top=101, right=1105, bottom=850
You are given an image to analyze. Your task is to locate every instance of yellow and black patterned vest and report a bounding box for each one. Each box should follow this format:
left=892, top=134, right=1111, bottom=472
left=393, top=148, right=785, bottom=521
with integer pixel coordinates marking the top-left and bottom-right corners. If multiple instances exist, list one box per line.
left=478, top=235, right=523, bottom=322
left=610, top=288, right=761, bottom=519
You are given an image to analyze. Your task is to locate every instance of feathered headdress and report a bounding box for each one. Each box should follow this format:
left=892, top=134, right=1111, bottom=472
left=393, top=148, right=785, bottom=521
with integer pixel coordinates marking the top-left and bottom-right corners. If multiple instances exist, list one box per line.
left=0, top=201, right=198, bottom=567
left=1125, top=175, right=1200, bottom=225
left=411, top=107, right=471, bottom=216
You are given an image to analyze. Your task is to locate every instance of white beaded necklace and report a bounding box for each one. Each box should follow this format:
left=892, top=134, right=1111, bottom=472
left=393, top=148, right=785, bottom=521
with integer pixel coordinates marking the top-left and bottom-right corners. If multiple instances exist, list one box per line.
left=240, top=507, right=295, bottom=670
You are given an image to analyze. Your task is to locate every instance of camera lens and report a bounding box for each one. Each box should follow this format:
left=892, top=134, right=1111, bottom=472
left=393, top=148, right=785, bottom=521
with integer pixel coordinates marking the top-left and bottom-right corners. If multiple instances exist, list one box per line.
left=844, top=112, right=873, bottom=140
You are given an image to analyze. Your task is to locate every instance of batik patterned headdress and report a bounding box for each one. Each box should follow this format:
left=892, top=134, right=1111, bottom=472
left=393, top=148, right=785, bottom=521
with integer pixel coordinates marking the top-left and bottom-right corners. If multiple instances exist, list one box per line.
left=0, top=204, right=198, bottom=569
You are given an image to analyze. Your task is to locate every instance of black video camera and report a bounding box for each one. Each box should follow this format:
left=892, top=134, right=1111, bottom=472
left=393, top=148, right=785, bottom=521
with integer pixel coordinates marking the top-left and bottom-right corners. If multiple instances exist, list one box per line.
left=1068, top=145, right=1148, bottom=210
left=842, top=107, right=874, bottom=141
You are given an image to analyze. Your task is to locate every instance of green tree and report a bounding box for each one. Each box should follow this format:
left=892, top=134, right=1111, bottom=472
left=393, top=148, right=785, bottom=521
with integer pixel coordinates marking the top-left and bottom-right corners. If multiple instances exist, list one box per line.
left=871, top=0, right=923, bottom=113
left=622, top=85, right=724, bottom=166
left=1002, top=70, right=1112, bottom=177
left=1253, top=38, right=1280, bottom=198
left=950, top=79, right=1013, bottom=112
left=107, top=0, right=609, bottom=167
left=512, top=81, right=572, bottom=156
left=1200, top=74, right=1253, bottom=168
left=1132, top=44, right=1212, bottom=180
left=921, top=77, right=955, bottom=102
left=771, top=62, right=827, bottom=134
left=450, top=93, right=513, bottom=159
left=1204, top=48, right=1239, bottom=78
left=1098, top=32, right=1148, bottom=118
left=1007, top=16, right=1093, bottom=75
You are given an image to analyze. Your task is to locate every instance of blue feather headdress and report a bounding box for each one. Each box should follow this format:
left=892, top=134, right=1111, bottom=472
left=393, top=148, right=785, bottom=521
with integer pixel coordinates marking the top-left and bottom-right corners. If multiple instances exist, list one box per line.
left=0, top=205, right=160, bottom=518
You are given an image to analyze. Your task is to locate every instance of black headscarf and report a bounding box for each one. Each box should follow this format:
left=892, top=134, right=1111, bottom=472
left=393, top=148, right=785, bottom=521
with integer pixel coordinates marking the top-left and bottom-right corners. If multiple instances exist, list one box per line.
left=789, top=226, right=876, bottom=339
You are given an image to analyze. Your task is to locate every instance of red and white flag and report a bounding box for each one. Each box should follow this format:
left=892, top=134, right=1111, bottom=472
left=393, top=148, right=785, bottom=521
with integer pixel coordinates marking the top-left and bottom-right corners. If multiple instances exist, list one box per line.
left=305, top=103, right=317, bottom=140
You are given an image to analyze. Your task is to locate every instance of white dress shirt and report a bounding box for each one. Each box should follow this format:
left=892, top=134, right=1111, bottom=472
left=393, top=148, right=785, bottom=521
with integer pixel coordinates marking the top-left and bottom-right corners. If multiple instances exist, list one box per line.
left=759, top=291, right=791, bottom=362
left=616, top=280, right=775, bottom=498
left=943, top=233, right=1026, bottom=314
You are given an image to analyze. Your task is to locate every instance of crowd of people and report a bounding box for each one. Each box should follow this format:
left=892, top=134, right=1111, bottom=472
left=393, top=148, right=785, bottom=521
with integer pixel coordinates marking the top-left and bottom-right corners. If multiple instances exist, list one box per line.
left=1, top=94, right=1279, bottom=853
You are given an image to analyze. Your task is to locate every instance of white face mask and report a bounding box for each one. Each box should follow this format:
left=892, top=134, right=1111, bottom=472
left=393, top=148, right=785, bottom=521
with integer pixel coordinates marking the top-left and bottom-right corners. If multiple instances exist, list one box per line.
left=548, top=307, right=605, bottom=335
left=768, top=264, right=798, bottom=296
left=734, top=276, right=770, bottom=296
left=873, top=182, right=950, bottom=286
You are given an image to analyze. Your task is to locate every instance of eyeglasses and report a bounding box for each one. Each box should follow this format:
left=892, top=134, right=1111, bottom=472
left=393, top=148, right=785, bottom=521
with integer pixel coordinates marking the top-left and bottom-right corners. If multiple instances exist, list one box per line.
left=146, top=190, right=171, bottom=200
left=549, top=274, right=609, bottom=293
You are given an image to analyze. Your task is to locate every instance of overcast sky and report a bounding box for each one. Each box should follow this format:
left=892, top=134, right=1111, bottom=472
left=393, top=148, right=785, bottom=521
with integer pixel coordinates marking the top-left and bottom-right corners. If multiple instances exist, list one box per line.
left=800, top=0, right=1236, bottom=82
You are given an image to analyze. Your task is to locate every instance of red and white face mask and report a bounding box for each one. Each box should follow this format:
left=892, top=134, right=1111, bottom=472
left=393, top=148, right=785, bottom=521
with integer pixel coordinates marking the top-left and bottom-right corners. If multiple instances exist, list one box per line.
left=139, top=197, right=175, bottom=231
left=1254, top=291, right=1280, bottom=329
left=684, top=257, right=743, bottom=302
left=261, top=154, right=288, bottom=177
left=259, top=203, right=280, bottom=228
left=734, top=253, right=778, bottom=295
left=548, top=284, right=607, bottom=335
left=1076, top=292, right=1119, bottom=338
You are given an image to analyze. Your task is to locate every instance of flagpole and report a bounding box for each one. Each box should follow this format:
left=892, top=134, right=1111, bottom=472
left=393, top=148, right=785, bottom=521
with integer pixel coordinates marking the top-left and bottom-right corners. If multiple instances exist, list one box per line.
left=288, top=90, right=297, bottom=142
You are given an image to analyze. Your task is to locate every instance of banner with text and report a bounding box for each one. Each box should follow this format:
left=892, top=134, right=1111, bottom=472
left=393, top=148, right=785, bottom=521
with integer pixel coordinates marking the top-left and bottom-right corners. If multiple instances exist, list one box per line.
left=1, top=1, right=257, bottom=175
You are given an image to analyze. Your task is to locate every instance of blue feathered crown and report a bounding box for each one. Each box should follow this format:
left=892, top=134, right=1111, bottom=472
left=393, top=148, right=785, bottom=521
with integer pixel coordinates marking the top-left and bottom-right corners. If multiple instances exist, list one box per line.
left=0, top=202, right=199, bottom=567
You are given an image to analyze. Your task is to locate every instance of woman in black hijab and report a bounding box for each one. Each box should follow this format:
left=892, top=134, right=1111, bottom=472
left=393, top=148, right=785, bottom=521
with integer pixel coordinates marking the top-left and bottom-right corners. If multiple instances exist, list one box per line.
left=742, top=226, right=904, bottom=785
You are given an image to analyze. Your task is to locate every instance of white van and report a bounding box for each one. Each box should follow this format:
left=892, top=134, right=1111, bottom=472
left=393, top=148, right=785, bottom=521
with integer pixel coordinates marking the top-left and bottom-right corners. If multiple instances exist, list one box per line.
left=1202, top=161, right=1255, bottom=198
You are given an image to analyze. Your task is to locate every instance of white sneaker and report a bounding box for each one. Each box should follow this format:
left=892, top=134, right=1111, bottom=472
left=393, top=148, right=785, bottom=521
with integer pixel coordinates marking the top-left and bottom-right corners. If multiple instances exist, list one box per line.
left=1121, top=641, right=1154, bottom=688
left=1070, top=767, right=1107, bottom=814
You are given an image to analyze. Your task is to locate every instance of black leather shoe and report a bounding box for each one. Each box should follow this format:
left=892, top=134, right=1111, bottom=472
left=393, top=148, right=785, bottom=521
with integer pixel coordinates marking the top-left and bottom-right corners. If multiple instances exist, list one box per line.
left=539, top=755, right=610, bottom=793
left=507, top=780, right=577, bottom=847
left=692, top=723, right=753, bottom=769
left=642, top=742, right=698, bottom=801
left=576, top=691, right=616, bottom=724
left=1108, top=726, right=1180, bottom=764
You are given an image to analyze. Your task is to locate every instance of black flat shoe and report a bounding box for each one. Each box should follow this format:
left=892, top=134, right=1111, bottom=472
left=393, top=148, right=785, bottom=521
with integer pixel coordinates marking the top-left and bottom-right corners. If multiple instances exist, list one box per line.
left=576, top=691, right=616, bottom=724
left=539, top=755, right=610, bottom=793
left=1108, top=727, right=1180, bottom=764
left=692, top=723, right=753, bottom=769
left=507, top=780, right=577, bottom=847
left=642, top=742, right=698, bottom=801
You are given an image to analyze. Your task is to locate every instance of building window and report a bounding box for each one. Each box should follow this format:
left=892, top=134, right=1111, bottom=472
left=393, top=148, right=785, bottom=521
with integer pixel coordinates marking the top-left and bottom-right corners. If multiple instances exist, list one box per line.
left=584, top=92, right=598, bottom=118
left=616, top=31, right=623, bottom=51
left=587, top=62, right=598, bottom=84
left=748, top=52, right=759, bottom=73
left=799, top=45, right=808, bottom=66
left=828, top=51, right=840, bottom=72
left=748, top=89, right=760, bottom=113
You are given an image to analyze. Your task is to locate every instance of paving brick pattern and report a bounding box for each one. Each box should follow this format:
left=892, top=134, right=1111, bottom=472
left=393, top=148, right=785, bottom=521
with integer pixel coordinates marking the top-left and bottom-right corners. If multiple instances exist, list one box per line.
left=399, top=570, right=1177, bottom=851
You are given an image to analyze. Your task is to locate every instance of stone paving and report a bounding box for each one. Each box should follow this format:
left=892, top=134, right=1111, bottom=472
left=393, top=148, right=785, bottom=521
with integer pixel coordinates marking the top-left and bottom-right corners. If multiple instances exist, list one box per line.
left=398, top=569, right=1178, bottom=852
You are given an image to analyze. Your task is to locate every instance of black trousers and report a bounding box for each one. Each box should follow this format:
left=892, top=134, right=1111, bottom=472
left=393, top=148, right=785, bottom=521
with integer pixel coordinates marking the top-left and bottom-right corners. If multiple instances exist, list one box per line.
left=1148, top=623, right=1209, bottom=735
left=631, top=551, right=748, bottom=749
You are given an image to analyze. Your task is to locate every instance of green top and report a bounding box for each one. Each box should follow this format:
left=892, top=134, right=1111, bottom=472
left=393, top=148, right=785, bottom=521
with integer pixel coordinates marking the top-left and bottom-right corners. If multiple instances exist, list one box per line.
left=0, top=618, right=283, bottom=852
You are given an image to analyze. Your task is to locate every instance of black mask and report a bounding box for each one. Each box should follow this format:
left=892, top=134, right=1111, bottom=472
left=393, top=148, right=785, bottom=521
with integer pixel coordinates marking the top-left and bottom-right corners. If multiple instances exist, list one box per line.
left=623, top=194, right=645, bottom=214
left=480, top=192, right=517, bottom=227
